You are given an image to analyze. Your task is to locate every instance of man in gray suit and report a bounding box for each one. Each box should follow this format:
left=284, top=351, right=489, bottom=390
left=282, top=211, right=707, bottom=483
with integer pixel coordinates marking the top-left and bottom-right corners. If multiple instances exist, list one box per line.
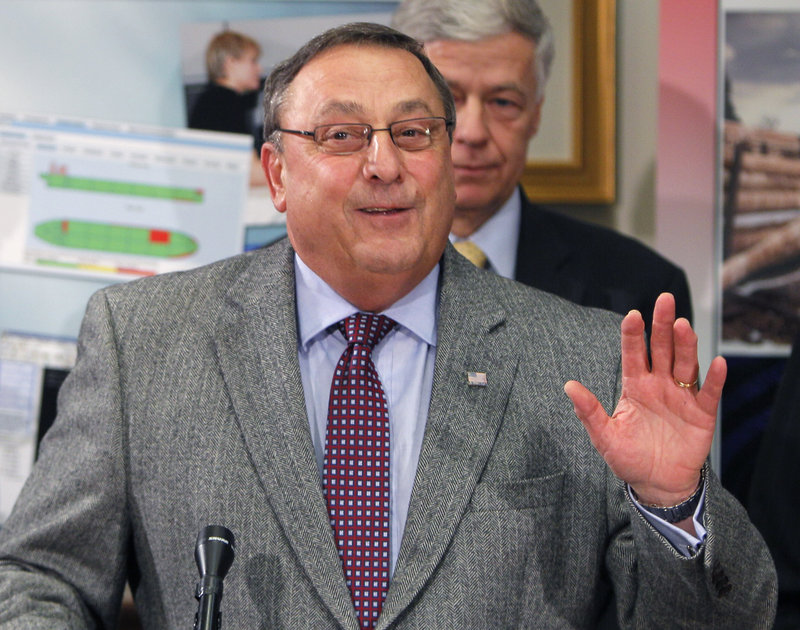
left=0, top=22, right=776, bottom=629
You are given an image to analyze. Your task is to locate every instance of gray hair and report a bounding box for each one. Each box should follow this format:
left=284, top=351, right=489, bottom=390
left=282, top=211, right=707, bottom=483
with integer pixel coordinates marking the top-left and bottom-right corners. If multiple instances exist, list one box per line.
left=391, top=0, right=554, bottom=102
left=262, top=22, right=456, bottom=151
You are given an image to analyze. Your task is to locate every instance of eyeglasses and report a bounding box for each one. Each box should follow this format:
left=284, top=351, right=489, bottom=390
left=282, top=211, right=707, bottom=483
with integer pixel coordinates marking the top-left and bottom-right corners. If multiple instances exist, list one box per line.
left=277, top=116, right=453, bottom=155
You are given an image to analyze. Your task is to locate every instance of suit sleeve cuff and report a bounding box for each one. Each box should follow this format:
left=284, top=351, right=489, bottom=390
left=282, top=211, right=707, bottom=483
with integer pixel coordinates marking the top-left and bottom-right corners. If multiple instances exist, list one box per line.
left=627, top=482, right=708, bottom=558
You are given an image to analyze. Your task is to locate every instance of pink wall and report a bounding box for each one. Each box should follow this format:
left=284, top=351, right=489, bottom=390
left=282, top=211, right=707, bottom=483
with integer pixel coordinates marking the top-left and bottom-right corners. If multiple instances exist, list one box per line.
left=656, top=0, right=719, bottom=370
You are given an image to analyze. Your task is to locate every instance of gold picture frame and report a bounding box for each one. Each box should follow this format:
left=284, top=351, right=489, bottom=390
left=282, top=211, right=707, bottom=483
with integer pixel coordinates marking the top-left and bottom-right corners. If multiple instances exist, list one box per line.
left=522, top=0, right=616, bottom=204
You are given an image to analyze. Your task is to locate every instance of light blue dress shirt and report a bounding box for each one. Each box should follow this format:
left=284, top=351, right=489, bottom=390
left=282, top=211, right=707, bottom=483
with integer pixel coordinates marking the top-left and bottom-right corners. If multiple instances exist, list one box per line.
left=295, top=255, right=438, bottom=574
left=449, top=187, right=521, bottom=279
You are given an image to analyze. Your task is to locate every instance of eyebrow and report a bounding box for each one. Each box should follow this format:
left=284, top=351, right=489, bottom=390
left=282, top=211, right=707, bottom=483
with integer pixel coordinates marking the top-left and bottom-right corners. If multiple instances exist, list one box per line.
left=447, top=79, right=527, bottom=97
left=395, top=99, right=436, bottom=117
left=489, top=83, right=527, bottom=97
left=315, top=98, right=437, bottom=121
left=317, top=101, right=365, bottom=118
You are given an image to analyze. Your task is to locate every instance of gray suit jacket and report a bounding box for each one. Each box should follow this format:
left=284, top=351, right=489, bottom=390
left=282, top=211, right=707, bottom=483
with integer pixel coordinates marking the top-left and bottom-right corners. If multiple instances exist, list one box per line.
left=0, top=239, right=776, bottom=629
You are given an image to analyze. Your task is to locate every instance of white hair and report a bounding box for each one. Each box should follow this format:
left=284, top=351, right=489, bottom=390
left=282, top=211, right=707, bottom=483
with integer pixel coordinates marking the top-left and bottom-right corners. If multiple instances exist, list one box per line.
left=391, top=0, right=554, bottom=102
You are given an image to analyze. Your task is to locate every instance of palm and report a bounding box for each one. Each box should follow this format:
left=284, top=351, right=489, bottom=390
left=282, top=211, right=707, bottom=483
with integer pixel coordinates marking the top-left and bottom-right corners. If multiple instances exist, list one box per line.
left=565, top=293, right=726, bottom=505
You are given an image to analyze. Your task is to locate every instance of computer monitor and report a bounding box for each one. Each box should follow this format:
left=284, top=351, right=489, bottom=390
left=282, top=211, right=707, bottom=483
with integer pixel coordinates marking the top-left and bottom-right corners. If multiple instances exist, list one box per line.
left=0, top=331, right=77, bottom=524
left=0, top=112, right=252, bottom=280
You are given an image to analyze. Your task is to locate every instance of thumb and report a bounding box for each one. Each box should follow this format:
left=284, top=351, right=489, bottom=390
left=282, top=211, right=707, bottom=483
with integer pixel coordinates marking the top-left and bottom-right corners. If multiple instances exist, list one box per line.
left=564, top=380, right=611, bottom=451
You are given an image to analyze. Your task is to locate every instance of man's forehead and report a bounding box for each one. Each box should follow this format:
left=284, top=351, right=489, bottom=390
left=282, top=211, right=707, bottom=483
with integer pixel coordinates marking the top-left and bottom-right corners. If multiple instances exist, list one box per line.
left=286, top=45, right=443, bottom=118
left=427, top=53, right=536, bottom=98
left=300, top=42, right=420, bottom=76
left=425, top=35, right=537, bottom=79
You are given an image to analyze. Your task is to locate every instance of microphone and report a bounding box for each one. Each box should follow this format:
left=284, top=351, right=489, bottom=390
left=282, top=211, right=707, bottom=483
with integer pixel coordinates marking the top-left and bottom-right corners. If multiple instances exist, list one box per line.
left=193, top=525, right=236, bottom=630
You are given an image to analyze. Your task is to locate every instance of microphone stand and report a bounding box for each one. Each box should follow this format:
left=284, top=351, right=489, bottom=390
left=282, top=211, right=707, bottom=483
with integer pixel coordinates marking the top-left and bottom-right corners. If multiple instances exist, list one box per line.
left=193, top=525, right=235, bottom=630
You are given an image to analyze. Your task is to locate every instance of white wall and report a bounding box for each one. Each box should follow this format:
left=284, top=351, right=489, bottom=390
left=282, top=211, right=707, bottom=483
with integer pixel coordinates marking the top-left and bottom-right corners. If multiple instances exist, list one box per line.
left=554, top=1, right=662, bottom=247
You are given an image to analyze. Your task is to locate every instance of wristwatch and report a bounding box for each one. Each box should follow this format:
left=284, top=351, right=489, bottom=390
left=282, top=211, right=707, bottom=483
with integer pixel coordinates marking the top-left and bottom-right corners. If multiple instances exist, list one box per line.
left=635, top=470, right=705, bottom=523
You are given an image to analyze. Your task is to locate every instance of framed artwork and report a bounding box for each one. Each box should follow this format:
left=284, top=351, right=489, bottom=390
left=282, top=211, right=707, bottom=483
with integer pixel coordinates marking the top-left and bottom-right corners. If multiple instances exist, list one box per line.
left=522, top=0, right=616, bottom=204
left=716, top=0, right=800, bottom=508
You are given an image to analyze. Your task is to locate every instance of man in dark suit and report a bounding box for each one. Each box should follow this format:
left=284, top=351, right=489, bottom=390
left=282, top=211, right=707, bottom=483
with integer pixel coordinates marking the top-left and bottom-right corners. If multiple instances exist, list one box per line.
left=749, top=331, right=800, bottom=628
left=0, top=22, right=774, bottom=629
left=392, top=0, right=693, bottom=330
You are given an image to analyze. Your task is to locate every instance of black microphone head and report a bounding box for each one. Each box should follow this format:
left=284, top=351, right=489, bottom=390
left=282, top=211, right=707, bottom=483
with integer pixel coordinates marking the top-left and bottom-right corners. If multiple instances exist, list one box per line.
left=195, top=525, right=236, bottom=579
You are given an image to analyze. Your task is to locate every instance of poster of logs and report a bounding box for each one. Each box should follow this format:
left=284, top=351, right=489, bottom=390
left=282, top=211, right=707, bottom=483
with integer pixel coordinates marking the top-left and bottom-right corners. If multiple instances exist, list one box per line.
left=721, top=11, right=800, bottom=350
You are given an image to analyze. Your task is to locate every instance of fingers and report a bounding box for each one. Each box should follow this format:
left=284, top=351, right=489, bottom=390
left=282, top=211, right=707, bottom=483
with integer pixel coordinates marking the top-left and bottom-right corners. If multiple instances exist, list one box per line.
left=621, top=309, right=648, bottom=377
left=649, top=293, right=676, bottom=377
left=648, top=293, right=702, bottom=389
left=564, top=380, right=611, bottom=453
left=672, top=317, right=699, bottom=388
left=696, top=355, right=727, bottom=416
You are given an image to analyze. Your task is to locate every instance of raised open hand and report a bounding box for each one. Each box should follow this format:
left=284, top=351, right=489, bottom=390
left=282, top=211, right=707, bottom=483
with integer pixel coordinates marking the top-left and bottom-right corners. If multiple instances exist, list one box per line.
left=564, top=293, right=727, bottom=507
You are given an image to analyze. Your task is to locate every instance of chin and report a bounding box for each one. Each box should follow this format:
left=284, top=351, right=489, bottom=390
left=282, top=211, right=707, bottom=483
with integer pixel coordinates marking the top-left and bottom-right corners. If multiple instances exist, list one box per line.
left=455, top=198, right=497, bottom=217
left=361, top=256, right=417, bottom=276
left=456, top=184, right=496, bottom=204
left=356, top=244, right=427, bottom=277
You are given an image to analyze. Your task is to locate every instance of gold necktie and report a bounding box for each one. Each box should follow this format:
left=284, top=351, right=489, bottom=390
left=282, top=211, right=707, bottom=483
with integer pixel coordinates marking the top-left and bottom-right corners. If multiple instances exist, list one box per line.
left=453, top=240, right=488, bottom=269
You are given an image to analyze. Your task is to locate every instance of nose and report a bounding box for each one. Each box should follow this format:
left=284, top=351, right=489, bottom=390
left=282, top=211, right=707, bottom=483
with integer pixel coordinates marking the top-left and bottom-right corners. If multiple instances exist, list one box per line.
left=362, top=129, right=403, bottom=183
left=453, top=96, right=489, bottom=147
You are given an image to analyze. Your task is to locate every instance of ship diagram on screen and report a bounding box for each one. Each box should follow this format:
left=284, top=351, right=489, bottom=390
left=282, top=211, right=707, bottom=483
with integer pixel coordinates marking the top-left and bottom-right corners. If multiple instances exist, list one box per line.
left=0, top=113, right=252, bottom=280
left=27, top=157, right=238, bottom=277
left=34, top=169, right=200, bottom=263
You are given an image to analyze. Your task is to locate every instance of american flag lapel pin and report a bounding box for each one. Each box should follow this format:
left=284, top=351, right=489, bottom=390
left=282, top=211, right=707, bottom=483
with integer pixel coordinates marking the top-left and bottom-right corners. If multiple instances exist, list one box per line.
left=467, top=371, right=488, bottom=387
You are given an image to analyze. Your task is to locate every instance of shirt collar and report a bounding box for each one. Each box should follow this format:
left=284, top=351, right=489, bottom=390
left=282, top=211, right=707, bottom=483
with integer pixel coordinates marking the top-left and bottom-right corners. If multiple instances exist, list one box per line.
left=294, top=254, right=439, bottom=350
left=449, top=187, right=521, bottom=279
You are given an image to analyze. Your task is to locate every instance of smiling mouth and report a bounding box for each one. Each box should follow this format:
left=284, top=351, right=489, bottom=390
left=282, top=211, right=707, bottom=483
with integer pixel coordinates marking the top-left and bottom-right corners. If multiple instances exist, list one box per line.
left=359, top=207, right=408, bottom=214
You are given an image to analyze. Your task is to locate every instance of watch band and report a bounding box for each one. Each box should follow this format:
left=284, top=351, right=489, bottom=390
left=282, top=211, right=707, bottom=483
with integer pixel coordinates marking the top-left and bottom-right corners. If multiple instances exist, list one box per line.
left=635, top=470, right=705, bottom=524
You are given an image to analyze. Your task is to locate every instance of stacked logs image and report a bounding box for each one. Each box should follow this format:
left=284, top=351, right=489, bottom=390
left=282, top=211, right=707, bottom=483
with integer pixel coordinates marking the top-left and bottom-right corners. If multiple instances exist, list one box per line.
left=722, top=120, right=800, bottom=346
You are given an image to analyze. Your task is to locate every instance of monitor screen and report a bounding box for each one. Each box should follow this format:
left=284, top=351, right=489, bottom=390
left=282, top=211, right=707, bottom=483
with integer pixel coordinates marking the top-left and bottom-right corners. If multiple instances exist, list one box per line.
left=0, top=331, right=77, bottom=523
left=0, top=112, right=252, bottom=280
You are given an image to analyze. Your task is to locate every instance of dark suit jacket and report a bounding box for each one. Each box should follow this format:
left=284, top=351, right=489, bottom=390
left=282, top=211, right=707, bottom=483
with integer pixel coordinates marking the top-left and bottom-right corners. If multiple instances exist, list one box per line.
left=514, top=190, right=693, bottom=332
left=0, top=240, right=775, bottom=629
left=749, top=331, right=800, bottom=629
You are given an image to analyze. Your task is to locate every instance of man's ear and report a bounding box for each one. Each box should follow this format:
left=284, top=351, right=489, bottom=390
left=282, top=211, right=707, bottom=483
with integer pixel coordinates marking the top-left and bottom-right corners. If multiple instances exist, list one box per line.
left=261, top=142, right=287, bottom=213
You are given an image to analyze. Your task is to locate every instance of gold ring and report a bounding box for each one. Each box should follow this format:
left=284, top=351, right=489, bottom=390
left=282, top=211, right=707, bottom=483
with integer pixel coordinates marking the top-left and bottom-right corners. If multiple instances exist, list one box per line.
left=674, top=377, right=698, bottom=389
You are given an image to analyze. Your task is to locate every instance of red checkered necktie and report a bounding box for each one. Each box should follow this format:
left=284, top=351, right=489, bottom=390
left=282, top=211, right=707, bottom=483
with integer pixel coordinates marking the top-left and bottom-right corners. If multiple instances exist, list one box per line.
left=323, top=312, right=396, bottom=630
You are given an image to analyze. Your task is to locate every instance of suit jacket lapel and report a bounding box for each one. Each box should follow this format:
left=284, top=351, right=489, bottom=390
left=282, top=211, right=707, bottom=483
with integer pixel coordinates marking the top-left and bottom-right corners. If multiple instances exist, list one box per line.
left=379, top=247, right=519, bottom=627
left=213, top=240, right=358, bottom=629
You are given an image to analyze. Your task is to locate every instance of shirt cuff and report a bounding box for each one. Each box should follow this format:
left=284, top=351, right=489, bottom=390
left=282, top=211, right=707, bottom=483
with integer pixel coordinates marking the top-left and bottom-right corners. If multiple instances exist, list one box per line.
left=627, top=483, right=708, bottom=558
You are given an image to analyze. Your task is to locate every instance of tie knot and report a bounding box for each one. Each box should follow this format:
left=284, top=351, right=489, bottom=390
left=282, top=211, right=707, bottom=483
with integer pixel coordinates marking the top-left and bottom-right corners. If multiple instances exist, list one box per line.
left=453, top=240, right=488, bottom=269
left=339, top=312, right=396, bottom=349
